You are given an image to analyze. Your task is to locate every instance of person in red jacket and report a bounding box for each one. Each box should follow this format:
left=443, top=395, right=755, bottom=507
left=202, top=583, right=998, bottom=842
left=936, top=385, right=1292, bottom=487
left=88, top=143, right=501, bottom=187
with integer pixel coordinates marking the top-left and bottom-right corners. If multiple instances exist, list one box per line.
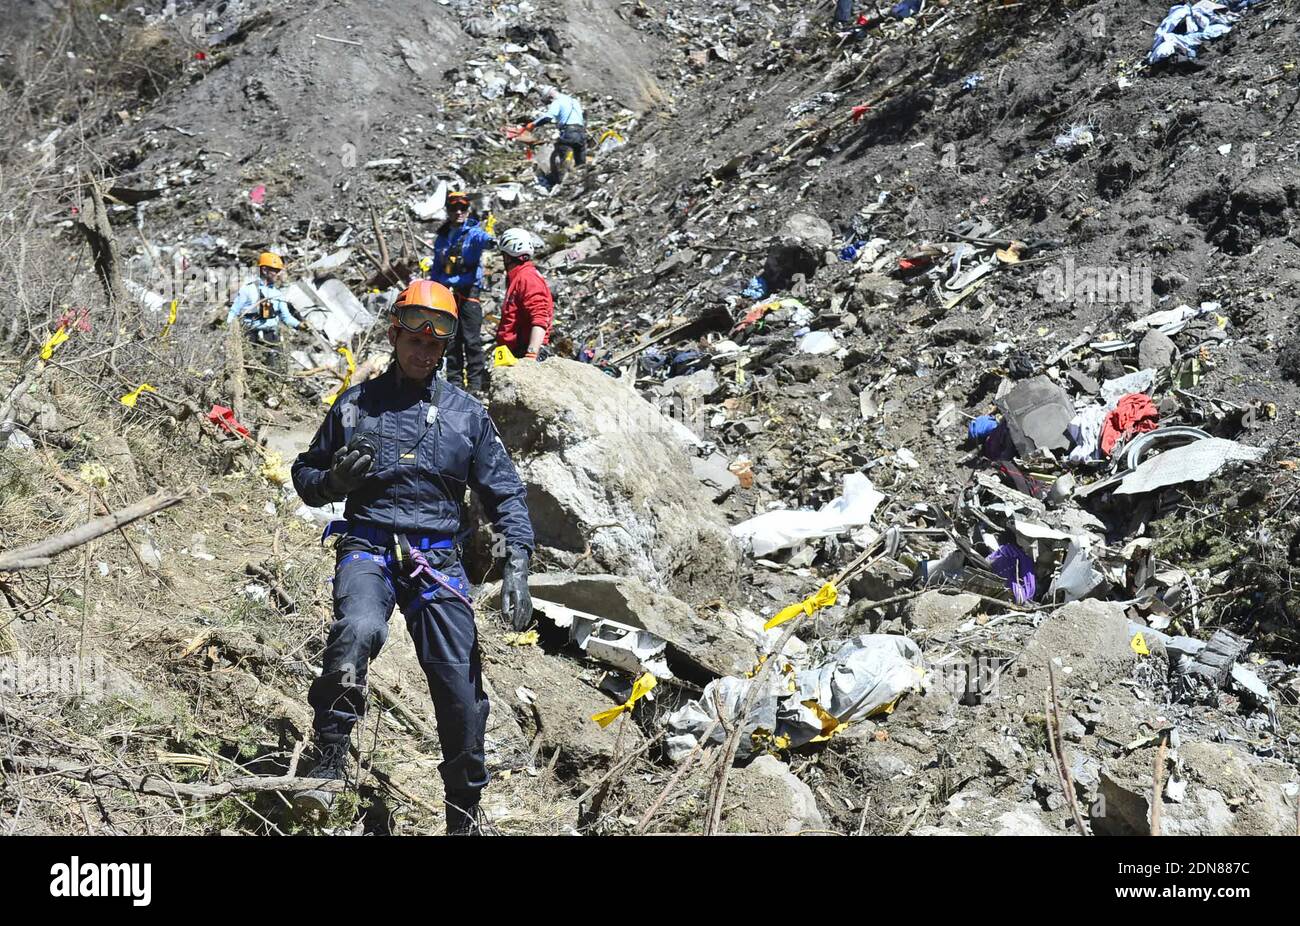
left=495, top=228, right=553, bottom=360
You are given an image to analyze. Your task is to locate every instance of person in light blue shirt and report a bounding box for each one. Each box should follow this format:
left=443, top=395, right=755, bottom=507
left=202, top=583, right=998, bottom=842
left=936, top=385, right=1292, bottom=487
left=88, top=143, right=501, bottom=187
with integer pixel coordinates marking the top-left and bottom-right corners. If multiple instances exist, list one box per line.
left=226, top=251, right=301, bottom=345
left=523, top=86, right=587, bottom=187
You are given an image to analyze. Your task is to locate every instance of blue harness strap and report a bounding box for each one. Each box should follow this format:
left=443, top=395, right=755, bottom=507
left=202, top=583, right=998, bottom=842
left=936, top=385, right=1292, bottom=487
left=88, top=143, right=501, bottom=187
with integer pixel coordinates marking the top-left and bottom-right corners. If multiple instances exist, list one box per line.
left=334, top=545, right=471, bottom=608
left=321, top=520, right=454, bottom=550
left=338, top=549, right=397, bottom=598
left=414, top=566, right=473, bottom=608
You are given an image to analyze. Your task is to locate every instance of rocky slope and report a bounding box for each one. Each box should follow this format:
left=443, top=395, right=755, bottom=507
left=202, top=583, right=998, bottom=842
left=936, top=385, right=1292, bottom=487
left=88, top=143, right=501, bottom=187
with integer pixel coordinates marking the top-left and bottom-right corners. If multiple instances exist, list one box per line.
left=1, top=0, right=1297, bottom=835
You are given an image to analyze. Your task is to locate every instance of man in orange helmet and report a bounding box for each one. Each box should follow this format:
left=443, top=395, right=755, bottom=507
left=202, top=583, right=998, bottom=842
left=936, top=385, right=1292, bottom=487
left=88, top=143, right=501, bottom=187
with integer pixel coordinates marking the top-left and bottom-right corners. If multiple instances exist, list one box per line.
left=291, top=279, right=535, bottom=835
left=225, top=251, right=301, bottom=344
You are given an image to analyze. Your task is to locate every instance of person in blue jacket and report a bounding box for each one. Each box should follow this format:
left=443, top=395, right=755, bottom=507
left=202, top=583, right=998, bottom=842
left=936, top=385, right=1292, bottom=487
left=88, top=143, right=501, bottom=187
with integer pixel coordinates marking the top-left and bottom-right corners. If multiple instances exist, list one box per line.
left=225, top=251, right=300, bottom=344
left=291, top=280, right=535, bottom=835
left=429, top=190, right=494, bottom=393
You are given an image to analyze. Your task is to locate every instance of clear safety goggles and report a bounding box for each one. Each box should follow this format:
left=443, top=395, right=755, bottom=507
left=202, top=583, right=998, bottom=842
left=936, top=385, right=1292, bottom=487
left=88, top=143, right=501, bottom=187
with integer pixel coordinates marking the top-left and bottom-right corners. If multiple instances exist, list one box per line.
left=393, top=305, right=457, bottom=339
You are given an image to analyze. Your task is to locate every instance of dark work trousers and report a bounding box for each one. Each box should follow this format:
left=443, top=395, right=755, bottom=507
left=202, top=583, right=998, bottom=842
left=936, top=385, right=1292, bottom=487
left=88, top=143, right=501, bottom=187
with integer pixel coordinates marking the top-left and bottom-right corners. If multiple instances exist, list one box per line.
left=308, top=537, right=490, bottom=807
left=550, top=124, right=587, bottom=185
left=249, top=326, right=288, bottom=372
left=444, top=285, right=485, bottom=393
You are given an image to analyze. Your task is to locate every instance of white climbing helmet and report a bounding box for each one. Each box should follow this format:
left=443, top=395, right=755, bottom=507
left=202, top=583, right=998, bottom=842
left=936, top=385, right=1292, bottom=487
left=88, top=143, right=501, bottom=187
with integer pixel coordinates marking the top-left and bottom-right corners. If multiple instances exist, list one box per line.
left=499, top=227, right=535, bottom=258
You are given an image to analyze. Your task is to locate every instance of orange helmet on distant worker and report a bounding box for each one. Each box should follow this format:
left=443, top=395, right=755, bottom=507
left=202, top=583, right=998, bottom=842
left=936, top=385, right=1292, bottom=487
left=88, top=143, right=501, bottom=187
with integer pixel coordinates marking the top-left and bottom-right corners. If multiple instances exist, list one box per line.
left=257, top=251, right=285, bottom=270
left=390, top=280, right=459, bottom=339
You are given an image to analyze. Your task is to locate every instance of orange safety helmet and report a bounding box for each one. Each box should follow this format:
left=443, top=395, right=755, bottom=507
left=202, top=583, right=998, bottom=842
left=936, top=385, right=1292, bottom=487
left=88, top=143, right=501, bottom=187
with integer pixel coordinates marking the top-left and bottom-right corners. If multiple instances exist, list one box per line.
left=390, top=279, right=459, bottom=338
left=257, top=251, right=285, bottom=270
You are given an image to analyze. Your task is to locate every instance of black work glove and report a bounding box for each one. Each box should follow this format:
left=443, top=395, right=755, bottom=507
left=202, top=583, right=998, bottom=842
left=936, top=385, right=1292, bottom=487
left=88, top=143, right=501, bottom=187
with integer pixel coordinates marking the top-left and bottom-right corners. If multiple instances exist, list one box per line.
left=501, top=547, right=533, bottom=631
left=325, top=445, right=373, bottom=498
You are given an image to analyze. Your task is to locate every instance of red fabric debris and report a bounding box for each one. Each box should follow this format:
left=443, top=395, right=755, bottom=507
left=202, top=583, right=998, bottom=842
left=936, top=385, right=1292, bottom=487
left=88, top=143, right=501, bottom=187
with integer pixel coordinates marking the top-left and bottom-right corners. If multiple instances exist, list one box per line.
left=851, top=104, right=871, bottom=123
left=250, top=185, right=266, bottom=205
left=207, top=404, right=250, bottom=438
left=732, top=301, right=780, bottom=334
left=56, top=308, right=91, bottom=332
left=1100, top=393, right=1159, bottom=455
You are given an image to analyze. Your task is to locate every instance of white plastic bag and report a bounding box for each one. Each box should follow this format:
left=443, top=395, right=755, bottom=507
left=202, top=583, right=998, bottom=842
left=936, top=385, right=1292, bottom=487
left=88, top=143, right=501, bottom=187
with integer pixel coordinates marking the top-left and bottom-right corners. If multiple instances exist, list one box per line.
left=732, top=472, right=885, bottom=557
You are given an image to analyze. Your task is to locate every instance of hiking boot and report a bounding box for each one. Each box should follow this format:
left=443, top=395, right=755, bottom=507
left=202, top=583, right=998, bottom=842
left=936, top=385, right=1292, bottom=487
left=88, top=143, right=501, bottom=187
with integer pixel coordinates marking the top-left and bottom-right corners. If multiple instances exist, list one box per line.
left=295, top=738, right=349, bottom=820
left=445, top=798, right=495, bottom=836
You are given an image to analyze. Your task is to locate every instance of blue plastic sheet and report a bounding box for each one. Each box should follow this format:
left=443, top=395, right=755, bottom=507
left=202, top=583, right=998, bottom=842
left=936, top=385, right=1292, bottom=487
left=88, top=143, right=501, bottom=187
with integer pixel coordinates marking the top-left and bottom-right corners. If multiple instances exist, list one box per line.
left=741, top=275, right=769, bottom=299
left=968, top=414, right=999, bottom=441
left=891, top=0, right=921, bottom=18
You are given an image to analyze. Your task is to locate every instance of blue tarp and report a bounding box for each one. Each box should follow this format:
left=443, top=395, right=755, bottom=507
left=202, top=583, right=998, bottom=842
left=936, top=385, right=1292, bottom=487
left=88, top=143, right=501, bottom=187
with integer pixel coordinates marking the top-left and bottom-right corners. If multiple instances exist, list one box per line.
left=968, top=415, right=1000, bottom=441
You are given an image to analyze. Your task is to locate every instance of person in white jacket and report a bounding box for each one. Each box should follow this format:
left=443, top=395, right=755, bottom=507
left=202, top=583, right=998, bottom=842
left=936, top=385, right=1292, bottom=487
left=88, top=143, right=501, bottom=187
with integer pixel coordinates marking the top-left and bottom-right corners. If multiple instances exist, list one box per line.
left=226, top=251, right=300, bottom=345
left=521, top=86, right=586, bottom=187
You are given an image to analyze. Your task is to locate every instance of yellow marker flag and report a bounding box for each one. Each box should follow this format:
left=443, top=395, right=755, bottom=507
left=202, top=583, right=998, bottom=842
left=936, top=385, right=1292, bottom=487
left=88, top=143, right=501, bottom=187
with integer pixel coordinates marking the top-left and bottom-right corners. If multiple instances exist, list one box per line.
left=493, top=345, right=517, bottom=368
left=161, top=300, right=178, bottom=339
left=323, top=346, right=358, bottom=406
left=591, top=672, right=656, bottom=728
left=1130, top=632, right=1150, bottom=656
left=765, top=582, right=838, bottom=631
left=484, top=212, right=497, bottom=236
left=39, top=327, right=70, bottom=360
left=260, top=449, right=292, bottom=486
left=119, top=383, right=156, bottom=408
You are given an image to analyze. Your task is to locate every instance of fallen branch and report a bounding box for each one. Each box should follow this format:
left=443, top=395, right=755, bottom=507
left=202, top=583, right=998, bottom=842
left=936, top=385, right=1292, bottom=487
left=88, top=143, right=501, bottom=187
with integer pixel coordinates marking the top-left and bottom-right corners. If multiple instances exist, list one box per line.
left=6, top=755, right=343, bottom=801
left=314, top=33, right=363, bottom=47
left=73, top=174, right=127, bottom=307
left=244, top=562, right=297, bottom=614
left=1151, top=735, right=1168, bottom=837
left=1046, top=662, right=1090, bottom=835
left=0, top=491, right=185, bottom=571
left=569, top=733, right=662, bottom=810
left=635, top=719, right=719, bottom=834
left=0, top=365, right=43, bottom=439
left=705, top=617, right=802, bottom=835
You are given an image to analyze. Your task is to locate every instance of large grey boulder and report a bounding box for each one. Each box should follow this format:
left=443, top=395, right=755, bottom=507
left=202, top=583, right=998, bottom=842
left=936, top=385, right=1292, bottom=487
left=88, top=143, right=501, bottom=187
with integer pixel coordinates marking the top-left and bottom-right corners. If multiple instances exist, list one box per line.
left=489, top=360, right=739, bottom=600
left=490, top=572, right=757, bottom=679
left=763, top=212, right=833, bottom=291
left=722, top=756, right=824, bottom=834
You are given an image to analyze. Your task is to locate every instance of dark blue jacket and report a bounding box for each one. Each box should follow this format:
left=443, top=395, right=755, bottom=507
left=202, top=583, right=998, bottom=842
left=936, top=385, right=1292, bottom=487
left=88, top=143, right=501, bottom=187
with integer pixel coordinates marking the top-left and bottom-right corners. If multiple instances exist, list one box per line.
left=292, top=366, right=534, bottom=553
left=430, top=218, right=494, bottom=290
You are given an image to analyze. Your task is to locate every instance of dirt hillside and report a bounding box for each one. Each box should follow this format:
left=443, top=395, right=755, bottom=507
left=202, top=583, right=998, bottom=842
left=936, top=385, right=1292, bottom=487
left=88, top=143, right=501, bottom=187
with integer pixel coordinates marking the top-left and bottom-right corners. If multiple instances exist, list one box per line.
left=1, top=0, right=1297, bottom=836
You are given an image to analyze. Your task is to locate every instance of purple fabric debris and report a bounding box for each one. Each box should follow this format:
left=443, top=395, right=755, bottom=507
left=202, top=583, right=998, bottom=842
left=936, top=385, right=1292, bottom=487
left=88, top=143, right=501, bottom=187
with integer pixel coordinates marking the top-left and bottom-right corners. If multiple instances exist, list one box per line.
left=990, top=543, right=1037, bottom=604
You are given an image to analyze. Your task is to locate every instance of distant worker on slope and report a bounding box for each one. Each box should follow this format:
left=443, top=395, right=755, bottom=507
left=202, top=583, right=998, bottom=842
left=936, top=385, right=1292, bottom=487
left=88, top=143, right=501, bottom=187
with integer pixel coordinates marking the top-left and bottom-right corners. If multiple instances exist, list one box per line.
left=428, top=189, right=494, bottom=394
left=521, top=85, right=586, bottom=188
left=225, top=251, right=301, bottom=344
left=495, top=228, right=553, bottom=362
left=290, top=279, right=535, bottom=836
